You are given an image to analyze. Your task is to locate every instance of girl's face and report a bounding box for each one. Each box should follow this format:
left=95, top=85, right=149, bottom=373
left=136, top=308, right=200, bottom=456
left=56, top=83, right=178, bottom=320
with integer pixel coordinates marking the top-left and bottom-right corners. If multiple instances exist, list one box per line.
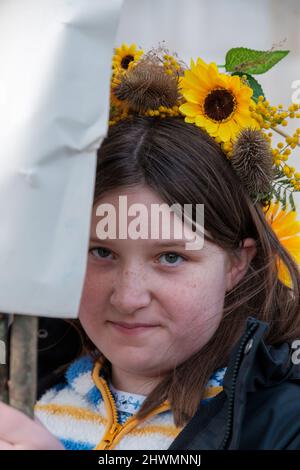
left=79, top=185, right=254, bottom=392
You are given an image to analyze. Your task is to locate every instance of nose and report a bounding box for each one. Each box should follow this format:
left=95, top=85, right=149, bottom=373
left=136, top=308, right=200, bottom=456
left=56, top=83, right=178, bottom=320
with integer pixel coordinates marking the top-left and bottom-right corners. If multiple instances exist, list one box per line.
left=110, top=266, right=152, bottom=315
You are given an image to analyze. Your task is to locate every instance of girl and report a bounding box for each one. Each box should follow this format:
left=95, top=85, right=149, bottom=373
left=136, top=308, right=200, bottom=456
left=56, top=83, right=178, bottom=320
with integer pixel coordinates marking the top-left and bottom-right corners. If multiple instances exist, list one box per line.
left=1, top=46, right=300, bottom=450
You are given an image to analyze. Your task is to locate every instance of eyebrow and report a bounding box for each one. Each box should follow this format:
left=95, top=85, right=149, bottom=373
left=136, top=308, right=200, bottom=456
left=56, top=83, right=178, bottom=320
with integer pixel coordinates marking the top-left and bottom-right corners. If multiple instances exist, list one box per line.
left=89, top=238, right=189, bottom=247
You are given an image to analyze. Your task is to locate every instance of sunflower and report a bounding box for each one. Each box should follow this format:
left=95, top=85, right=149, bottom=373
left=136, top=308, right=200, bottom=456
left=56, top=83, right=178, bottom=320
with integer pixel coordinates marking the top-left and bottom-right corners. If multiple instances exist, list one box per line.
left=179, top=58, right=258, bottom=143
left=264, top=201, right=300, bottom=288
left=112, top=43, right=143, bottom=74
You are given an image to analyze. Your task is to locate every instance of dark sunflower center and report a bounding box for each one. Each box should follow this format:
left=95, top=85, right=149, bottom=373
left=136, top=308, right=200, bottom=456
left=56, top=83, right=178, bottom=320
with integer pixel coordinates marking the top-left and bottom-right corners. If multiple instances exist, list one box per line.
left=204, top=89, right=236, bottom=121
left=121, top=55, right=134, bottom=69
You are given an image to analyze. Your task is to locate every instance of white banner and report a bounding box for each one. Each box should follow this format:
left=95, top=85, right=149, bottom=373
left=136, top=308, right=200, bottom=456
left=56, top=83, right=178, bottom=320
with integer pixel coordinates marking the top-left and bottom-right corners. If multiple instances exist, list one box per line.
left=0, top=0, right=123, bottom=317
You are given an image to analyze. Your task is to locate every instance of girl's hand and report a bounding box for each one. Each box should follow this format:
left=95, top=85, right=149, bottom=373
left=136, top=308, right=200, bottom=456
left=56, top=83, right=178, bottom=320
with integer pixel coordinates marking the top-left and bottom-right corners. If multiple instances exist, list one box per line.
left=0, top=402, right=64, bottom=450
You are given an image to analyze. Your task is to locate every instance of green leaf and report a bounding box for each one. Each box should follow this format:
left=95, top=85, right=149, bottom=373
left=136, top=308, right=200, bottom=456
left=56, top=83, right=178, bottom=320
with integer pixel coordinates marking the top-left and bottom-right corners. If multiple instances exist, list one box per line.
left=273, top=178, right=291, bottom=184
left=274, top=187, right=281, bottom=202
left=232, top=72, right=265, bottom=102
left=289, top=193, right=296, bottom=211
left=282, top=189, right=287, bottom=210
left=225, top=47, right=289, bottom=74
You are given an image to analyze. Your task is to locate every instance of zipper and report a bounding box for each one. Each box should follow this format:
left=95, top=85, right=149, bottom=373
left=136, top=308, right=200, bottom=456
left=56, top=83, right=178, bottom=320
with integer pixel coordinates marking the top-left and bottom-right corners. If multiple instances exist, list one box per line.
left=219, top=322, right=258, bottom=449
left=100, top=422, right=123, bottom=449
left=92, top=361, right=171, bottom=450
left=94, top=370, right=122, bottom=449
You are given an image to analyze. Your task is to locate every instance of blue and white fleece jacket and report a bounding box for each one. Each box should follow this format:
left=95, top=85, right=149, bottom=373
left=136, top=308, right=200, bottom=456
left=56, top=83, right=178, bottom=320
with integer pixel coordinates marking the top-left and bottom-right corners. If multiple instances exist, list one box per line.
left=35, top=355, right=226, bottom=450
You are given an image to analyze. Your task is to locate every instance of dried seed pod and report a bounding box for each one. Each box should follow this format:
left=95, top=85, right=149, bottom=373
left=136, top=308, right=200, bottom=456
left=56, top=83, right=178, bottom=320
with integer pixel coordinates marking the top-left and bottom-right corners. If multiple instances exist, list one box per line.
left=114, top=61, right=179, bottom=113
left=231, top=128, right=274, bottom=198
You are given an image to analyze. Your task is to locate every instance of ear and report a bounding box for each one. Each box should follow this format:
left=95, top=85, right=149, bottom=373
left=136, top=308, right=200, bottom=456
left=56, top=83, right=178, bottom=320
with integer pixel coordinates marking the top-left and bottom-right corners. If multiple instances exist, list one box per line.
left=226, top=238, right=257, bottom=292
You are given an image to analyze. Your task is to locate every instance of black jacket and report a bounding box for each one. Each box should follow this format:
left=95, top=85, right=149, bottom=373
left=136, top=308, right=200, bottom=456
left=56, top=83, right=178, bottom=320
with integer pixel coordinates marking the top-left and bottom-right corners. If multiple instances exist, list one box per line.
left=169, top=316, right=300, bottom=450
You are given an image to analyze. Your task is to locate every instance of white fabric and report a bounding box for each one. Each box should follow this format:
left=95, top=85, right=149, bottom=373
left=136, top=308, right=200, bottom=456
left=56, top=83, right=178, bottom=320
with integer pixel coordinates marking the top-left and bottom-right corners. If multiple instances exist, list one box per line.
left=0, top=0, right=123, bottom=317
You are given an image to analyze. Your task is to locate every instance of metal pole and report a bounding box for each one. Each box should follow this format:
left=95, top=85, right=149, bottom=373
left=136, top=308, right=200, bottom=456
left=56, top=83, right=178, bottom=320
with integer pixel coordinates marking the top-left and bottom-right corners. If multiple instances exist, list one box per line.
left=0, top=313, right=9, bottom=403
left=9, top=315, right=38, bottom=418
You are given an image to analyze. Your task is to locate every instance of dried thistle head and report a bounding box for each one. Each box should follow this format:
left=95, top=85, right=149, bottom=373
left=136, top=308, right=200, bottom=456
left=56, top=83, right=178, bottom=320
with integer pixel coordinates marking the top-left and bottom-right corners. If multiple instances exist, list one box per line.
left=113, top=51, right=181, bottom=113
left=231, top=128, right=274, bottom=199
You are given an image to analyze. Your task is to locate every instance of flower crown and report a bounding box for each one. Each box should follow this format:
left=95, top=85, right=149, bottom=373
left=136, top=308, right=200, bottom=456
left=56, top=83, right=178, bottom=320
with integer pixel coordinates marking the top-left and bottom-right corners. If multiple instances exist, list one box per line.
left=109, top=43, right=300, bottom=288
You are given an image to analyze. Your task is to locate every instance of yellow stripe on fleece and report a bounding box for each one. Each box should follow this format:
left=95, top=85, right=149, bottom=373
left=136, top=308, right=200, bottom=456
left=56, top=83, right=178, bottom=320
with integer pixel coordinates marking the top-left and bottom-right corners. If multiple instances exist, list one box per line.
left=35, top=403, right=180, bottom=439
left=203, top=385, right=224, bottom=399
left=35, top=403, right=107, bottom=425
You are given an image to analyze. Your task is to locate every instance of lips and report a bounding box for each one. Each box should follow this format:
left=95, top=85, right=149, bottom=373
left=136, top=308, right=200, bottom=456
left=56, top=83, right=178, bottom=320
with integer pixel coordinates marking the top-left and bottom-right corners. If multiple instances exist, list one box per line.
left=107, top=320, right=160, bottom=335
left=108, top=321, right=159, bottom=329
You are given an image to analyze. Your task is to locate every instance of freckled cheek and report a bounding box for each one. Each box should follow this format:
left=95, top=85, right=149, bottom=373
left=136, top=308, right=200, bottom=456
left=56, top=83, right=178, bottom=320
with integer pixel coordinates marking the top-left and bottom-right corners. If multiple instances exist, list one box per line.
left=168, top=301, right=222, bottom=355
left=78, top=269, right=112, bottom=324
left=171, top=276, right=211, bottom=306
left=167, top=281, right=225, bottom=331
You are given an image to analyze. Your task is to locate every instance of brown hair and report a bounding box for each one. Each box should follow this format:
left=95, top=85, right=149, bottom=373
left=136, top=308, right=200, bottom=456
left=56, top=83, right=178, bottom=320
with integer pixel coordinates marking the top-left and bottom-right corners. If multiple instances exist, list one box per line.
left=80, top=116, right=300, bottom=427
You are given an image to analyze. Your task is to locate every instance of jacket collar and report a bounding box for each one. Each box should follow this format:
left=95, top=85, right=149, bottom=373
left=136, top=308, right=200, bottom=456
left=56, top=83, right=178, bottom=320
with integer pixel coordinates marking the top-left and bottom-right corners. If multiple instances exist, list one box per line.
left=168, top=315, right=300, bottom=450
left=223, top=316, right=300, bottom=449
left=224, top=316, right=300, bottom=395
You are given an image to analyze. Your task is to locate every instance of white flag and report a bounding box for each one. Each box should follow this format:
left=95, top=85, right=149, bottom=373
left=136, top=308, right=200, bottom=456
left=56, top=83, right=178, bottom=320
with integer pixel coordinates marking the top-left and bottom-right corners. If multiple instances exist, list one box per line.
left=0, top=0, right=123, bottom=317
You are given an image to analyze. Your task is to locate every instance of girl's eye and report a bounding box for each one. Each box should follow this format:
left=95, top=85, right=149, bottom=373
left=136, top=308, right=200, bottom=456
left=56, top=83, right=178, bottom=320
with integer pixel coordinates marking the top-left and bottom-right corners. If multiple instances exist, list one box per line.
left=159, top=252, right=184, bottom=266
left=90, top=247, right=113, bottom=260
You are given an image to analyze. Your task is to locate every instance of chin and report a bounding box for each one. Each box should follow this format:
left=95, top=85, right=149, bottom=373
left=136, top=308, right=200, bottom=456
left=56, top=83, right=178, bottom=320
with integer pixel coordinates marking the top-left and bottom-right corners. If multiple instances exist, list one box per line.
left=107, top=351, right=154, bottom=371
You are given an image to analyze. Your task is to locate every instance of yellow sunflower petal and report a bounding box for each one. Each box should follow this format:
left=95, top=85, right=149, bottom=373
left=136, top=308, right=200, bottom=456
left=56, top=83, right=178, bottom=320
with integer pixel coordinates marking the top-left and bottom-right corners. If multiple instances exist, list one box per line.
left=281, top=222, right=300, bottom=238
left=228, top=120, right=240, bottom=135
left=181, top=70, right=204, bottom=90
left=207, top=123, right=220, bottom=135
left=265, top=203, right=300, bottom=288
left=195, top=76, right=212, bottom=90
left=239, top=87, right=253, bottom=99
left=184, top=116, right=196, bottom=124
left=180, top=102, right=202, bottom=117
left=207, top=63, right=219, bottom=80
left=272, top=212, right=299, bottom=237
left=195, top=114, right=207, bottom=127
left=218, top=123, right=232, bottom=142
left=195, top=57, right=209, bottom=69
left=266, top=204, right=284, bottom=224
left=216, top=74, right=233, bottom=89
left=281, top=238, right=300, bottom=254
left=234, top=111, right=252, bottom=126
left=228, top=75, right=241, bottom=91
left=181, top=89, right=202, bottom=104
left=277, top=259, right=292, bottom=288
